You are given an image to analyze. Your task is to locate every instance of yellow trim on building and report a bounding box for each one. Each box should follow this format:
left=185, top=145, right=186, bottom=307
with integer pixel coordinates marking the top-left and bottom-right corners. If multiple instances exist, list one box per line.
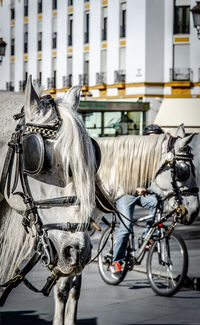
left=84, top=3, right=90, bottom=9
left=11, top=57, right=15, bottom=62
left=38, top=52, right=42, bottom=59
left=68, top=48, right=73, bottom=53
left=24, top=17, right=28, bottom=23
left=38, top=14, right=42, bottom=20
left=102, top=0, right=108, bottom=5
left=11, top=20, right=15, bottom=25
left=68, top=7, right=73, bottom=13
left=24, top=55, right=28, bottom=61
left=165, top=81, right=191, bottom=87
left=52, top=50, right=57, bottom=56
left=174, top=36, right=189, bottom=42
left=101, top=42, right=107, bottom=48
left=120, top=40, right=126, bottom=46
left=84, top=45, right=90, bottom=51
left=52, top=11, right=57, bottom=17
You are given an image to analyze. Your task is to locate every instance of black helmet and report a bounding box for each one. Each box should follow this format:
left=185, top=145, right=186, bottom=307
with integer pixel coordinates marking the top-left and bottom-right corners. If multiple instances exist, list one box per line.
left=143, top=124, right=164, bottom=135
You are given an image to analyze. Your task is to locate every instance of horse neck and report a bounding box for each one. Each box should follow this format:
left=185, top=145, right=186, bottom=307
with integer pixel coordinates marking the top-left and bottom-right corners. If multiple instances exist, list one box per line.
left=96, top=135, right=165, bottom=200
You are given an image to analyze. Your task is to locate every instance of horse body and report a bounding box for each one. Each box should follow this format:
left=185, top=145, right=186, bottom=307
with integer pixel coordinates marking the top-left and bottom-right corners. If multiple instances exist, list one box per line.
left=54, top=129, right=199, bottom=325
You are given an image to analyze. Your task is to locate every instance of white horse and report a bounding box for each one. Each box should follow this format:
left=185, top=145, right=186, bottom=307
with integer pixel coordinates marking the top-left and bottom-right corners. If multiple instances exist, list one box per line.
left=54, top=126, right=199, bottom=324
left=0, top=77, right=97, bottom=322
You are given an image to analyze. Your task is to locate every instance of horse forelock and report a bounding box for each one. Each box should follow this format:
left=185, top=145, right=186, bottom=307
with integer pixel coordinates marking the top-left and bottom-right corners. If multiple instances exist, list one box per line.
left=55, top=100, right=96, bottom=224
left=96, top=134, right=167, bottom=199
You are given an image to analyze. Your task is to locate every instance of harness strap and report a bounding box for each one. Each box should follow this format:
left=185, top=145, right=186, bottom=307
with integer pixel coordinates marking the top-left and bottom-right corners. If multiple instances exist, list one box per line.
left=43, top=222, right=89, bottom=232
left=0, top=251, right=41, bottom=306
left=0, top=139, right=15, bottom=196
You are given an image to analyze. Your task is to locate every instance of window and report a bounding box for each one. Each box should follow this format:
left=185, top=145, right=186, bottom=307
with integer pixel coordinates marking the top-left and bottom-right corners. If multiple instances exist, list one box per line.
left=68, top=0, right=73, bottom=6
left=10, top=0, right=15, bottom=19
left=120, top=2, right=126, bottom=38
left=11, top=8, right=15, bottom=20
left=101, top=7, right=107, bottom=41
left=37, top=60, right=42, bottom=86
left=38, top=0, right=42, bottom=14
left=84, top=11, right=90, bottom=44
left=174, top=6, right=190, bottom=34
left=52, top=32, right=57, bottom=49
left=11, top=38, right=15, bottom=56
left=38, top=32, right=42, bottom=51
left=24, top=25, right=28, bottom=53
left=52, top=0, right=57, bottom=10
left=11, top=27, right=15, bottom=56
left=68, top=14, right=73, bottom=46
left=24, top=0, right=28, bottom=17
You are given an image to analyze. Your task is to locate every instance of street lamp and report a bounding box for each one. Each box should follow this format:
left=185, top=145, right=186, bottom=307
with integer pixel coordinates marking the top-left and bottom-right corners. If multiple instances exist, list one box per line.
left=0, top=38, right=7, bottom=65
left=191, top=1, right=200, bottom=40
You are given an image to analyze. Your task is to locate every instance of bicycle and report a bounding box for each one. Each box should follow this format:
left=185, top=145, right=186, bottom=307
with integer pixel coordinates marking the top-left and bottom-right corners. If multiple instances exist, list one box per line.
left=97, top=205, right=188, bottom=297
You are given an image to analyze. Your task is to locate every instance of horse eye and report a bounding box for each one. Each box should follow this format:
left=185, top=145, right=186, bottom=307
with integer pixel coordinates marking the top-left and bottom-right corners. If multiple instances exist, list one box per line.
left=175, top=162, right=190, bottom=181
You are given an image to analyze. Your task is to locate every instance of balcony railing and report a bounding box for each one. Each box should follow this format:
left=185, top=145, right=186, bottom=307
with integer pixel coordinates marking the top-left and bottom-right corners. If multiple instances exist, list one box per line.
left=96, top=72, right=106, bottom=84
left=170, top=68, right=193, bottom=81
left=63, top=75, right=72, bottom=88
left=114, top=70, right=126, bottom=83
left=47, top=77, right=56, bottom=89
left=19, top=80, right=26, bottom=91
left=79, top=74, right=88, bottom=85
left=33, top=79, right=42, bottom=88
left=6, top=82, right=14, bottom=91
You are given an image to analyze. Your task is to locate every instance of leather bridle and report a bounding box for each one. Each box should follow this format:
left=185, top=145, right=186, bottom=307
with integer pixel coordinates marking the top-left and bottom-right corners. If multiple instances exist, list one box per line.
left=154, top=136, right=199, bottom=224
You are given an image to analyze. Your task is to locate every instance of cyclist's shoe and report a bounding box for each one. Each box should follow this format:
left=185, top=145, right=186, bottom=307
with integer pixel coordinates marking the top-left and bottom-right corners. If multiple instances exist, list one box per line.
left=145, top=240, right=153, bottom=250
left=110, top=262, right=122, bottom=279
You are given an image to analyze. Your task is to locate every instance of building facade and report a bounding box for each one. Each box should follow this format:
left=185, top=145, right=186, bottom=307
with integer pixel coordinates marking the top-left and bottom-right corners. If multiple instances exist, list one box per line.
left=0, top=0, right=199, bottom=136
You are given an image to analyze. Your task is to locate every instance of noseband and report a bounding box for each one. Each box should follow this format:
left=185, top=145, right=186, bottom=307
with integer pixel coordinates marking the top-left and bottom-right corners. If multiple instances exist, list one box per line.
left=154, top=136, right=199, bottom=223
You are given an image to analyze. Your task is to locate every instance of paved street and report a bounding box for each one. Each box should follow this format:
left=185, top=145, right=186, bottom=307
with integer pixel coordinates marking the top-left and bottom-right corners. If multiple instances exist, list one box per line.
left=0, top=208, right=200, bottom=325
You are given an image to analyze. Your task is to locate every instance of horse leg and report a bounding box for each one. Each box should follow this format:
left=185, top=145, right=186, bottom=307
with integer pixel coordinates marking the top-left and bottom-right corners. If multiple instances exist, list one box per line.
left=53, top=275, right=82, bottom=325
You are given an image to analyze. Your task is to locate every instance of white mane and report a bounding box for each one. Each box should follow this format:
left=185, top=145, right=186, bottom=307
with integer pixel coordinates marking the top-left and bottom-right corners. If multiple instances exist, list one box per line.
left=96, top=134, right=166, bottom=199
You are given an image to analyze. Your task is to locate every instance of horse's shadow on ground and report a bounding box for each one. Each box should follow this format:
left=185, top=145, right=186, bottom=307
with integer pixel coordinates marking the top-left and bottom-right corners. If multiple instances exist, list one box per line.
left=122, top=279, right=150, bottom=290
left=77, top=318, right=97, bottom=325
left=0, top=311, right=51, bottom=325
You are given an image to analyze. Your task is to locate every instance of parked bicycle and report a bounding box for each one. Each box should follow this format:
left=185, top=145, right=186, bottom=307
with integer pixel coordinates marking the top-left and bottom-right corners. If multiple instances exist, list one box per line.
left=97, top=203, right=188, bottom=297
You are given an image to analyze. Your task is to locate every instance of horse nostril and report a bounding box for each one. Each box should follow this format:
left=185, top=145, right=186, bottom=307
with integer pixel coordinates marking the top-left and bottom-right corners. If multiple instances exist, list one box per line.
left=64, top=246, right=79, bottom=265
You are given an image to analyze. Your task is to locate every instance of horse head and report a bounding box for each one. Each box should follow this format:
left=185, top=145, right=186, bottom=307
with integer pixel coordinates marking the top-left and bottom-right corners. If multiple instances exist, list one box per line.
left=1, top=76, right=96, bottom=283
left=150, top=125, right=199, bottom=225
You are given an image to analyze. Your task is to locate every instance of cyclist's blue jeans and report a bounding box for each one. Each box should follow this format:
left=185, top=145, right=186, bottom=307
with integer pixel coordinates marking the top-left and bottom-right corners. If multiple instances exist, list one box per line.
left=113, top=194, right=157, bottom=263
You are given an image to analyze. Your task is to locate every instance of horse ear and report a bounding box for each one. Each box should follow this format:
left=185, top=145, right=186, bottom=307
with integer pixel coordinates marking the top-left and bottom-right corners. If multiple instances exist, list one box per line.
left=175, top=124, right=185, bottom=138
left=63, top=86, right=82, bottom=111
left=24, top=75, right=41, bottom=121
left=176, top=134, right=194, bottom=151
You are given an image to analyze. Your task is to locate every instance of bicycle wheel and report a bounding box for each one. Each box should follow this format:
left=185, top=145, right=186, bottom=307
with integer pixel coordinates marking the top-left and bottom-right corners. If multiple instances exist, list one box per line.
left=147, top=232, right=188, bottom=296
left=97, top=224, right=129, bottom=285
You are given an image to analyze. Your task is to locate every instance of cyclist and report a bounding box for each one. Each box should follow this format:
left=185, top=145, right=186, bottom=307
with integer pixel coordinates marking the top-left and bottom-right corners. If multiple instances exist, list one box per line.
left=111, top=124, right=164, bottom=280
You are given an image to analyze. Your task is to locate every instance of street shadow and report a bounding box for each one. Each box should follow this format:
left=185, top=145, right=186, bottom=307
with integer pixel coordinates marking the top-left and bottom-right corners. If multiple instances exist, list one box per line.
left=77, top=318, right=97, bottom=325
left=122, top=279, right=150, bottom=290
left=0, top=311, right=51, bottom=325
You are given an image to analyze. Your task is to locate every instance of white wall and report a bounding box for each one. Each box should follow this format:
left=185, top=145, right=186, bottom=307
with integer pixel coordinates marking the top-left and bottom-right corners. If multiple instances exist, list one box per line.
left=126, top=0, right=146, bottom=83
left=89, top=0, right=101, bottom=86
left=73, top=0, right=84, bottom=85
left=107, top=0, right=120, bottom=84
left=146, top=0, right=165, bottom=82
